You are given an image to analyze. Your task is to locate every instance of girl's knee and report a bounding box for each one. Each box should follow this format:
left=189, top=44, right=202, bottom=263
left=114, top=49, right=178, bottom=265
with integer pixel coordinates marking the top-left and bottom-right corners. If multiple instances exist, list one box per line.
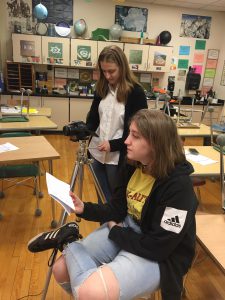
left=52, top=255, right=70, bottom=283
left=77, top=266, right=119, bottom=300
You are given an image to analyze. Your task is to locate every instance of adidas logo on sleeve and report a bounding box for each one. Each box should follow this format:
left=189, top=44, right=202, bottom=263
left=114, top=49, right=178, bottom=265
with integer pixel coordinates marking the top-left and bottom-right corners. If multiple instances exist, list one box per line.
left=160, top=207, right=187, bottom=234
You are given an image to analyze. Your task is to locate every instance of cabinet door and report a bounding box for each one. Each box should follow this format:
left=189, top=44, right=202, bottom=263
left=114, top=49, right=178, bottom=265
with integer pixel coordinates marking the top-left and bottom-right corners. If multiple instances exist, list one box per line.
left=27, top=96, right=42, bottom=107
left=71, top=39, right=97, bottom=68
left=97, top=41, right=123, bottom=56
left=42, top=36, right=70, bottom=66
left=124, top=43, right=149, bottom=71
left=42, top=96, right=69, bottom=131
left=13, top=95, right=41, bottom=107
left=12, top=33, right=42, bottom=64
left=147, top=46, right=173, bottom=72
left=70, top=98, right=93, bottom=123
left=0, top=95, right=41, bottom=107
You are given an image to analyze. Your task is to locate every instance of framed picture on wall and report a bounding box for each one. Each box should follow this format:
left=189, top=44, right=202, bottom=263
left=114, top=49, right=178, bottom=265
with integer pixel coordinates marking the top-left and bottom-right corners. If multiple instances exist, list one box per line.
left=180, top=14, right=211, bottom=39
left=115, top=5, right=148, bottom=32
left=208, top=49, right=219, bottom=60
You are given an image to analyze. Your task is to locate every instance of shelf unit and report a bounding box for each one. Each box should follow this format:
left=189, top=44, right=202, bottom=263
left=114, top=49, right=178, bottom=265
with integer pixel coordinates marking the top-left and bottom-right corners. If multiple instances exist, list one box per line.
left=6, top=62, right=35, bottom=92
left=6, top=62, right=20, bottom=91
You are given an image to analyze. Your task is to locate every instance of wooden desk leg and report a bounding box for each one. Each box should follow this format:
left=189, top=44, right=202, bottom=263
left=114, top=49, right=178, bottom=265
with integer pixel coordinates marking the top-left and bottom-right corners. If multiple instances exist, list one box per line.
left=48, top=159, right=57, bottom=228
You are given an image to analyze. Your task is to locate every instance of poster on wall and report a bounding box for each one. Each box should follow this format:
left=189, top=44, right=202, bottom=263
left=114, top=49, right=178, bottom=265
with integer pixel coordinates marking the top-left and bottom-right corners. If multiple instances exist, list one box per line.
left=201, top=49, right=219, bottom=95
left=208, top=49, right=219, bottom=60
left=129, top=50, right=143, bottom=64
left=179, top=46, right=190, bottom=56
left=153, top=52, right=166, bottom=67
left=180, top=14, right=211, bottom=39
left=115, top=5, right=148, bottom=32
left=6, top=0, right=32, bottom=34
left=48, top=42, right=63, bottom=64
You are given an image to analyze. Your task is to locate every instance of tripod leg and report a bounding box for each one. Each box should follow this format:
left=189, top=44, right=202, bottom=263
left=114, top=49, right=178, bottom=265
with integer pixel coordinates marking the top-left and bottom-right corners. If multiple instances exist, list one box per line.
left=88, top=163, right=106, bottom=204
left=75, top=164, right=84, bottom=222
left=41, top=207, right=69, bottom=300
left=41, top=161, right=81, bottom=300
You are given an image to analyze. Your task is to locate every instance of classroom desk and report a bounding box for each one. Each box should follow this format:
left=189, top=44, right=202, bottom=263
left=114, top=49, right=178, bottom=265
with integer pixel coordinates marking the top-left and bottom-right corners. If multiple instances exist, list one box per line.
left=1, top=107, right=52, bottom=117
left=178, top=123, right=212, bottom=137
left=0, top=136, right=60, bottom=226
left=184, top=146, right=222, bottom=177
left=196, top=213, right=225, bottom=274
left=0, top=116, right=57, bottom=132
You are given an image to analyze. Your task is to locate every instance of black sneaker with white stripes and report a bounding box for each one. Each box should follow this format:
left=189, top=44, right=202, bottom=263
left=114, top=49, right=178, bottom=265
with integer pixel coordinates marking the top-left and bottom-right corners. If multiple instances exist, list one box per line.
left=27, top=222, right=80, bottom=253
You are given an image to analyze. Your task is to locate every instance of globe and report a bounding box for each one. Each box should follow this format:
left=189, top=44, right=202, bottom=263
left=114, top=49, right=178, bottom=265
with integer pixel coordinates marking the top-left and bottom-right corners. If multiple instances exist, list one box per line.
left=33, top=3, right=48, bottom=20
left=109, top=23, right=122, bottom=40
left=74, top=19, right=87, bottom=36
left=159, top=31, right=172, bottom=45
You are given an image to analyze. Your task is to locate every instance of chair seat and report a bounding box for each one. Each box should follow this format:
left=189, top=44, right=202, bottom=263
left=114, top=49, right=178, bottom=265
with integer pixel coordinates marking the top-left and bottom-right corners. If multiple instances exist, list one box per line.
left=0, top=164, right=39, bottom=178
left=192, top=177, right=206, bottom=187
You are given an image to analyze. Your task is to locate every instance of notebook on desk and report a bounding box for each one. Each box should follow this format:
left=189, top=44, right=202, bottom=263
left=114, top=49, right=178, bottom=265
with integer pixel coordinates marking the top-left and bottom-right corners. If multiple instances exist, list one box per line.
left=177, top=122, right=200, bottom=129
left=0, top=106, right=29, bottom=122
left=0, top=116, right=29, bottom=122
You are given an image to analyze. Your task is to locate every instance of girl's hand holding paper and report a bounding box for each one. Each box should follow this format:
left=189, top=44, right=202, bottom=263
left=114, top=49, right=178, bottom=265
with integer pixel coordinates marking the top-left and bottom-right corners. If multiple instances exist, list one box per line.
left=70, top=191, right=84, bottom=214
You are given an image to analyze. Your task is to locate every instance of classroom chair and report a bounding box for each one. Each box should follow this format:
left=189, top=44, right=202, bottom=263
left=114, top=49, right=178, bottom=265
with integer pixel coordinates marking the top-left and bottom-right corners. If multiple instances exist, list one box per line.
left=0, top=131, right=43, bottom=217
left=191, top=177, right=206, bottom=205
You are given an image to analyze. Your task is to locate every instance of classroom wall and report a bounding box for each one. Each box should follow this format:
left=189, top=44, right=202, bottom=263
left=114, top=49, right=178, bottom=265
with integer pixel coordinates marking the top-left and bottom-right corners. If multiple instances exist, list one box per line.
left=73, top=0, right=225, bottom=97
left=0, top=0, right=225, bottom=98
left=214, top=42, right=225, bottom=99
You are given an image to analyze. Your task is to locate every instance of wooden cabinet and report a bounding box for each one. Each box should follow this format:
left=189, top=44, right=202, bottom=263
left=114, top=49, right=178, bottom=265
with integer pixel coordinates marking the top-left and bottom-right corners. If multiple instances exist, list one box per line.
left=70, top=98, right=92, bottom=123
left=41, top=96, right=69, bottom=130
left=12, top=33, right=42, bottom=64
left=124, top=44, right=173, bottom=72
left=124, top=43, right=149, bottom=71
left=147, top=46, right=173, bottom=72
left=12, top=34, right=173, bottom=73
left=6, top=62, right=34, bottom=92
left=24, top=95, right=41, bottom=107
left=42, top=36, right=70, bottom=66
left=97, top=41, right=124, bottom=56
left=71, top=39, right=97, bottom=68
left=0, top=95, right=41, bottom=107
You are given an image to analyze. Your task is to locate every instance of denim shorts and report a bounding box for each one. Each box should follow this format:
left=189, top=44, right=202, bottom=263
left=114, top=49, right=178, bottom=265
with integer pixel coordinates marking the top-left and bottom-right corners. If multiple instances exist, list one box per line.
left=64, top=215, right=160, bottom=300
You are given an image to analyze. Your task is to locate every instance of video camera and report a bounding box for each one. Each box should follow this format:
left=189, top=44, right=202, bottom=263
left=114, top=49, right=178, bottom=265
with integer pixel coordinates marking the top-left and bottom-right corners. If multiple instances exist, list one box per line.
left=63, top=121, right=97, bottom=141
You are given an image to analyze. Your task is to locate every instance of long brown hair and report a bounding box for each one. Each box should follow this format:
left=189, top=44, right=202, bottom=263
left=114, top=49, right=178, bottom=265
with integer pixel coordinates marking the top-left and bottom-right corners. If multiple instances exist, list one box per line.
left=130, top=109, right=185, bottom=179
left=96, top=45, right=140, bottom=103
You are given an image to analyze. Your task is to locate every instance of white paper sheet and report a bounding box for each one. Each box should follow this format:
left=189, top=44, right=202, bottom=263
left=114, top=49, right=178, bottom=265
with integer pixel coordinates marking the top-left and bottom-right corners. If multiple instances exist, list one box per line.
left=0, top=142, right=19, bottom=153
left=185, top=150, right=218, bottom=166
left=46, top=172, right=75, bottom=215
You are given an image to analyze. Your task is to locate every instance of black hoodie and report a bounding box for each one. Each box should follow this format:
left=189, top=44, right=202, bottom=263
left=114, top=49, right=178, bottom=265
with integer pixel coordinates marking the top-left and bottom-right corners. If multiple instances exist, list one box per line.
left=78, top=161, right=198, bottom=300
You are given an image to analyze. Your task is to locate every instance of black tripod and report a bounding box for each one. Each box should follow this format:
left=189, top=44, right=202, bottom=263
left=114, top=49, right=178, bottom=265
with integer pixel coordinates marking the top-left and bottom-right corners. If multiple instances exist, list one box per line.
left=41, top=137, right=105, bottom=300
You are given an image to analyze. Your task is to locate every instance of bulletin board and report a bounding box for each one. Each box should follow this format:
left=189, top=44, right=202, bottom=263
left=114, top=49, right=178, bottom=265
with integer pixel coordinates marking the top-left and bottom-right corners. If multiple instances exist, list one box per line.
left=220, top=61, right=225, bottom=86
left=32, top=0, right=73, bottom=25
left=201, top=49, right=219, bottom=95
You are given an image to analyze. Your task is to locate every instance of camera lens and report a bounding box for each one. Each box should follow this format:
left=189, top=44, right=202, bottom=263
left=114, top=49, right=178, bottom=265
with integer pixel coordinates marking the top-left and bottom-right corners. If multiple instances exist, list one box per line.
left=63, top=125, right=71, bottom=136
